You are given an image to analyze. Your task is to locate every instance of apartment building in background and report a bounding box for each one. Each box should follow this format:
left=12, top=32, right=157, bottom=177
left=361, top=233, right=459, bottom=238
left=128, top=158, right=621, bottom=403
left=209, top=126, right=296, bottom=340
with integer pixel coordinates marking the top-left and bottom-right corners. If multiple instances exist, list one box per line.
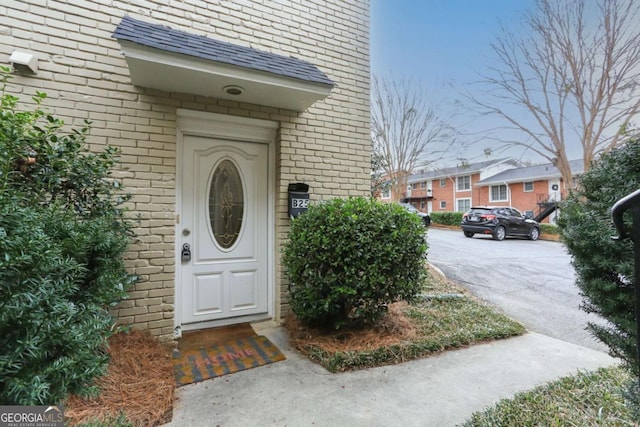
left=394, top=158, right=583, bottom=224
left=399, top=159, right=521, bottom=213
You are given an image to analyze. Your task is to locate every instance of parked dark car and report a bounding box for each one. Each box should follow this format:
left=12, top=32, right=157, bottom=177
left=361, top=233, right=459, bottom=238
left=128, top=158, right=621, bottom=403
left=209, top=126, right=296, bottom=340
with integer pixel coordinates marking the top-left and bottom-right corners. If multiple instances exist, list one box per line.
left=399, top=202, right=431, bottom=226
left=461, top=206, right=540, bottom=241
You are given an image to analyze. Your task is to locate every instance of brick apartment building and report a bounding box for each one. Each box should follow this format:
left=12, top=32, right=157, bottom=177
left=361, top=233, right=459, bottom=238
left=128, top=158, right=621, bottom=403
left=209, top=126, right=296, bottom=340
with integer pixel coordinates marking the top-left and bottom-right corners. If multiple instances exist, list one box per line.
left=382, top=159, right=520, bottom=212
left=393, top=158, right=583, bottom=224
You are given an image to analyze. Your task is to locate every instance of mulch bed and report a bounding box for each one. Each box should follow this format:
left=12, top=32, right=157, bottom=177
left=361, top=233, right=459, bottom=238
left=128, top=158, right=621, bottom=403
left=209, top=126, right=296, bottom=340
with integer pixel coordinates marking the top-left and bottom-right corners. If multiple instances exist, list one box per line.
left=65, top=330, right=175, bottom=427
left=285, top=301, right=418, bottom=354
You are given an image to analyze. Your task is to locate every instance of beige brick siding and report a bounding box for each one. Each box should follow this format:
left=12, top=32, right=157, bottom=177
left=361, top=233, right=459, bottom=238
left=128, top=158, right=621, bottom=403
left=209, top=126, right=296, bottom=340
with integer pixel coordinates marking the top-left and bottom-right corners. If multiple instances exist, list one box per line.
left=3, top=0, right=370, bottom=341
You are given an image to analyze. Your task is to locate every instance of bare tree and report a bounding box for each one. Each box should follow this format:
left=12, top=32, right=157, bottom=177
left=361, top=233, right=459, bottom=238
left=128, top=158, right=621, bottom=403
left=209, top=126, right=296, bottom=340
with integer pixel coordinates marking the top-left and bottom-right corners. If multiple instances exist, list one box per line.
left=370, top=137, right=388, bottom=198
left=371, top=75, right=451, bottom=202
left=469, top=0, right=640, bottom=186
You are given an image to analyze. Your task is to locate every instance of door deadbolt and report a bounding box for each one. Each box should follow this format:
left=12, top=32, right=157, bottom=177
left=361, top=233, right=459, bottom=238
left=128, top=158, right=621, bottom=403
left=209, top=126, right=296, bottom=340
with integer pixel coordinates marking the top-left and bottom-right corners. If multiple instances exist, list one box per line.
left=181, top=243, right=191, bottom=263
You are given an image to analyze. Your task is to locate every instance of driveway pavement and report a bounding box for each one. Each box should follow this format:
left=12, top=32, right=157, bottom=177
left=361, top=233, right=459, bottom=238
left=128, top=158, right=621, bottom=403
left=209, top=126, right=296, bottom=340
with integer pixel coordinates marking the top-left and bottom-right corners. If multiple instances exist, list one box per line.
left=427, top=227, right=608, bottom=352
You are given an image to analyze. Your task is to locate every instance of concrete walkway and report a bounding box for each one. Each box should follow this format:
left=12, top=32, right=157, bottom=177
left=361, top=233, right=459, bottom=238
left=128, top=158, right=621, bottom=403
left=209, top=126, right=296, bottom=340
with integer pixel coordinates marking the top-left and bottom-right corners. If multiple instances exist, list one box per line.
left=163, top=321, right=617, bottom=427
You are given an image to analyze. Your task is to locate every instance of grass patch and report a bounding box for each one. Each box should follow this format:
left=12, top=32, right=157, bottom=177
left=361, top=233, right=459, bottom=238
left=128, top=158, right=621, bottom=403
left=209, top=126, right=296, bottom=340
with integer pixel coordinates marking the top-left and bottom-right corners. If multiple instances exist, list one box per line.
left=285, top=266, right=525, bottom=372
left=461, top=366, right=640, bottom=426
left=70, top=412, right=134, bottom=427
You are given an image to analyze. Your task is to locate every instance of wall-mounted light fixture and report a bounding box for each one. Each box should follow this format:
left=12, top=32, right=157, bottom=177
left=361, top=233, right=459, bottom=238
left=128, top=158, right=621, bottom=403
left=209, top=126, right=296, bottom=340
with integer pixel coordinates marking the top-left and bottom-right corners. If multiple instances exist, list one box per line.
left=9, top=51, right=38, bottom=74
left=223, top=85, right=244, bottom=96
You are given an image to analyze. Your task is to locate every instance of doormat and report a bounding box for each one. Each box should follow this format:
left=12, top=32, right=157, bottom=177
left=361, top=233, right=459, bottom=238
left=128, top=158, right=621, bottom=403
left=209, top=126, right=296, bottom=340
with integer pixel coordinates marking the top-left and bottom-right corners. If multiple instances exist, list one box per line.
left=172, top=335, right=286, bottom=387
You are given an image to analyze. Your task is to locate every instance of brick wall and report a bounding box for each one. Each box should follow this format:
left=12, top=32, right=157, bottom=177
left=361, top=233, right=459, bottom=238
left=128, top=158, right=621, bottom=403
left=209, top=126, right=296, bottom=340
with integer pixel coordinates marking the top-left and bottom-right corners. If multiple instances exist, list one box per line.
left=429, top=173, right=482, bottom=212
left=3, top=0, right=370, bottom=341
left=509, top=180, right=545, bottom=215
left=431, top=178, right=451, bottom=210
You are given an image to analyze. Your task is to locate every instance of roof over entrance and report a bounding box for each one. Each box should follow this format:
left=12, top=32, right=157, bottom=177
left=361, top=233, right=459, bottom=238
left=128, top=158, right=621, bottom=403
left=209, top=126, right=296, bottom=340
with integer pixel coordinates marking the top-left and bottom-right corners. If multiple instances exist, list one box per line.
left=112, top=16, right=334, bottom=111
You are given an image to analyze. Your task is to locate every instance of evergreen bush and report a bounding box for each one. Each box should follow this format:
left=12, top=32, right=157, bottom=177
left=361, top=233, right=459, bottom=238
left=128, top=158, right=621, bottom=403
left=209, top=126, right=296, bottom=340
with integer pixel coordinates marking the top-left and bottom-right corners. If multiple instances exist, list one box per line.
left=0, top=68, right=136, bottom=404
left=430, top=211, right=463, bottom=226
left=283, top=197, right=427, bottom=330
left=540, top=223, right=559, bottom=235
left=558, top=136, right=640, bottom=376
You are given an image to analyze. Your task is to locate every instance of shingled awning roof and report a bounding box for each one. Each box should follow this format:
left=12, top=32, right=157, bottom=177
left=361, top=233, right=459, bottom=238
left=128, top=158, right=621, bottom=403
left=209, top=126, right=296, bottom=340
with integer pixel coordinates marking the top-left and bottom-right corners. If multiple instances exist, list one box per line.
left=112, top=16, right=334, bottom=111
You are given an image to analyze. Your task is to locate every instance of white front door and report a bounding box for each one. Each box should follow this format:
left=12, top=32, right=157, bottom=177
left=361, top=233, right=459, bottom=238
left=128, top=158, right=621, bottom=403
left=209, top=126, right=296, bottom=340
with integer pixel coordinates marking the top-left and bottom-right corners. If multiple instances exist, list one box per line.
left=548, top=178, right=562, bottom=224
left=548, top=178, right=561, bottom=202
left=180, top=135, right=269, bottom=326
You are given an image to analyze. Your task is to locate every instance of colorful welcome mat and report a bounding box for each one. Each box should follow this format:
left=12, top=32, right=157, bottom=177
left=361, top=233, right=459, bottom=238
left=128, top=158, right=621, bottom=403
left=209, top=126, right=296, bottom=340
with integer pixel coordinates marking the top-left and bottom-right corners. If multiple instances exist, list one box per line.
left=172, top=328, right=286, bottom=386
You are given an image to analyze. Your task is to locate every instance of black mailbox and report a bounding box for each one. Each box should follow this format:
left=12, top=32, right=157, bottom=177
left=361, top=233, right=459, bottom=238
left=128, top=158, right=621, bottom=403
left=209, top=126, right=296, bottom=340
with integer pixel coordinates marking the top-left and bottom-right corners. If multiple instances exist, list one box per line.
left=288, top=183, right=309, bottom=218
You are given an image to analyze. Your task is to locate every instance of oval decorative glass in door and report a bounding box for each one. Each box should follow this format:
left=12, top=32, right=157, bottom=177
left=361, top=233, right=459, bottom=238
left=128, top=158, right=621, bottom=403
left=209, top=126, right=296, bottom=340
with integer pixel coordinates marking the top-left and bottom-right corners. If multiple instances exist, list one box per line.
left=209, top=159, right=244, bottom=249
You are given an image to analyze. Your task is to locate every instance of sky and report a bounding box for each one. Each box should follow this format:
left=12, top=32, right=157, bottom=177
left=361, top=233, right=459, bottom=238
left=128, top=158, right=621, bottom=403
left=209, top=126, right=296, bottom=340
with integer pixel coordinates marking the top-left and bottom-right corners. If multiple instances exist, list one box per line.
left=370, top=0, right=544, bottom=167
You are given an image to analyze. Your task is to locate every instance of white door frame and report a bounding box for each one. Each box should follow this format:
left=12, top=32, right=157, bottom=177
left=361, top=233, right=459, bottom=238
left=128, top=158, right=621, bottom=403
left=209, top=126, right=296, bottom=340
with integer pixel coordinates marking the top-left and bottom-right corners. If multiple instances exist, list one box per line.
left=174, top=109, right=278, bottom=337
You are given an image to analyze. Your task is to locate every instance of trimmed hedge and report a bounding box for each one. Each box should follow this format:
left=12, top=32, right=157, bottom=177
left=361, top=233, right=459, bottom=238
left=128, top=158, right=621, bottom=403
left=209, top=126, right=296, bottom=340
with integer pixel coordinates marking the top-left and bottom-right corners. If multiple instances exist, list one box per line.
left=283, top=197, right=427, bottom=330
left=430, top=211, right=464, bottom=226
left=540, top=223, right=559, bottom=235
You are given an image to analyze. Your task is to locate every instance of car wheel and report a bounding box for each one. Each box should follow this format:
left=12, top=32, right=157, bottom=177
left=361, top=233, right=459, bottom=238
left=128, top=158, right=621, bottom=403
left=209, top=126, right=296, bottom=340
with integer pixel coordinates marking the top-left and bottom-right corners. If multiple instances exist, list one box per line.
left=464, top=231, right=474, bottom=238
left=424, top=217, right=431, bottom=226
left=493, top=225, right=506, bottom=241
left=529, top=227, right=540, bottom=241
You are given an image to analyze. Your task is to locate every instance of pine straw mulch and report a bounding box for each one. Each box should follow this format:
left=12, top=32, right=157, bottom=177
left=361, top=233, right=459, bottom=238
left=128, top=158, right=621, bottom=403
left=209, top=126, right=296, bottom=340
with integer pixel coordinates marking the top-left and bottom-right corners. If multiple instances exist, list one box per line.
left=65, top=330, right=175, bottom=427
left=285, top=301, right=419, bottom=355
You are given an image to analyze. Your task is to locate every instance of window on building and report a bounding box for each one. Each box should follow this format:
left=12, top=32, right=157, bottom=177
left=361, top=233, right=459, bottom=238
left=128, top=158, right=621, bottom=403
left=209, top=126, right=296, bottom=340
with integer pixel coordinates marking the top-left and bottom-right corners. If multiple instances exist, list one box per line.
left=412, top=183, right=419, bottom=190
left=440, top=178, right=446, bottom=187
left=440, top=200, right=447, bottom=209
left=490, top=184, right=508, bottom=202
left=420, top=201, right=426, bottom=210
left=456, top=175, right=471, bottom=191
left=420, top=181, right=426, bottom=190
left=456, top=198, right=471, bottom=212
left=523, top=181, right=534, bottom=192
left=381, top=186, right=390, bottom=199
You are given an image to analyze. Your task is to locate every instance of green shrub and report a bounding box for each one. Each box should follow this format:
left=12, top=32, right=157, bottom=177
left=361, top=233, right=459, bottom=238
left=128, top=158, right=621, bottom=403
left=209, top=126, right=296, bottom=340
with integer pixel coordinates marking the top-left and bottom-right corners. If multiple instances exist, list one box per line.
left=430, top=211, right=463, bottom=226
left=0, top=68, right=136, bottom=405
left=283, top=197, right=427, bottom=330
left=557, top=136, right=640, bottom=376
left=540, top=223, right=559, bottom=235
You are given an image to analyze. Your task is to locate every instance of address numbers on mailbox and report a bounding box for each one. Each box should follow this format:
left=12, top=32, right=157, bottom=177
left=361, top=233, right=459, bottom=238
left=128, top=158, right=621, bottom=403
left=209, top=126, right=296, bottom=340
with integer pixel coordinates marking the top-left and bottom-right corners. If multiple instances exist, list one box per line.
left=291, top=198, right=309, bottom=209
left=288, top=183, right=310, bottom=218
